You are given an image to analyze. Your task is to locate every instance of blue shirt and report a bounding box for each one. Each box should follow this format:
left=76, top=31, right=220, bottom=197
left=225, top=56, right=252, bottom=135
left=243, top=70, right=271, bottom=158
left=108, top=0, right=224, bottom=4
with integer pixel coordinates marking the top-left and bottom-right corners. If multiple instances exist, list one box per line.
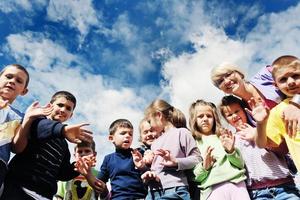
left=97, top=148, right=147, bottom=200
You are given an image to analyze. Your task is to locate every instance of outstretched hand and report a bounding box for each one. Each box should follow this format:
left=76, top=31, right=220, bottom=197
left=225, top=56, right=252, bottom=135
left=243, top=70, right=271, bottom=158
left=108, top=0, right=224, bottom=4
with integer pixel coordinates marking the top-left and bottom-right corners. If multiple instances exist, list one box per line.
left=141, top=171, right=160, bottom=184
left=202, top=146, right=215, bottom=170
left=155, top=149, right=177, bottom=167
left=64, top=123, right=93, bottom=144
left=237, top=123, right=256, bottom=142
left=24, top=101, right=53, bottom=121
left=131, top=149, right=145, bottom=169
left=0, top=99, right=9, bottom=109
left=220, top=129, right=235, bottom=154
left=74, top=154, right=96, bottom=176
left=245, top=97, right=269, bottom=124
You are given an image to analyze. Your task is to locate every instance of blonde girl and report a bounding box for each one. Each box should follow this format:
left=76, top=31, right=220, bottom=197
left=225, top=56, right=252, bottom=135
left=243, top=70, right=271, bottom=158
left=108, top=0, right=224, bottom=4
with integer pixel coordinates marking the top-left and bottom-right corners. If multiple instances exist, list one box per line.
left=189, top=99, right=250, bottom=200
left=142, top=99, right=201, bottom=200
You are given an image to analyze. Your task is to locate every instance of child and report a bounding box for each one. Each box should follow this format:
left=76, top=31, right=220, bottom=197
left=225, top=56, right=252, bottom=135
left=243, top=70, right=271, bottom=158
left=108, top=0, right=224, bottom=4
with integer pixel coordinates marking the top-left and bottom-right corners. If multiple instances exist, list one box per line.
left=189, top=99, right=250, bottom=200
left=140, top=99, right=201, bottom=200
left=138, top=118, right=159, bottom=154
left=254, top=55, right=300, bottom=171
left=83, top=119, right=147, bottom=199
left=1, top=91, right=93, bottom=200
left=219, top=95, right=300, bottom=199
left=54, top=140, right=98, bottom=200
left=0, top=64, right=29, bottom=194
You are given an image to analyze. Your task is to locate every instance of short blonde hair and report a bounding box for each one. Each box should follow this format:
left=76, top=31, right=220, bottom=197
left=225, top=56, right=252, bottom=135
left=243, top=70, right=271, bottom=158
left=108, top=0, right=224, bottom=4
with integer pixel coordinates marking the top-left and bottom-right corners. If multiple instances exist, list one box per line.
left=211, top=63, right=245, bottom=87
left=189, top=99, right=222, bottom=139
left=272, top=55, right=300, bottom=79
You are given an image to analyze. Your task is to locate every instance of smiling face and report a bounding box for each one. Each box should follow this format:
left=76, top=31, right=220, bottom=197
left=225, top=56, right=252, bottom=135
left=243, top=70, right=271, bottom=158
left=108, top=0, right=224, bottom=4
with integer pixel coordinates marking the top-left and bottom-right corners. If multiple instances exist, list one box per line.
left=221, top=103, right=247, bottom=129
left=195, top=105, right=215, bottom=136
left=140, top=120, right=159, bottom=147
left=109, top=127, right=133, bottom=149
left=49, top=96, right=74, bottom=122
left=274, top=66, right=300, bottom=97
left=0, top=66, right=28, bottom=103
left=216, top=71, right=245, bottom=94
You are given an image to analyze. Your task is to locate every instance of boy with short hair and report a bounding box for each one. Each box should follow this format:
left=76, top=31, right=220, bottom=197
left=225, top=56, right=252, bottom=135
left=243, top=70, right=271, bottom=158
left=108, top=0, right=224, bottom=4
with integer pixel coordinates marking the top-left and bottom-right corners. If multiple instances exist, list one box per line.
left=54, top=140, right=99, bottom=200
left=254, top=55, right=300, bottom=170
left=0, top=64, right=29, bottom=194
left=1, top=91, right=93, bottom=200
left=83, top=119, right=147, bottom=199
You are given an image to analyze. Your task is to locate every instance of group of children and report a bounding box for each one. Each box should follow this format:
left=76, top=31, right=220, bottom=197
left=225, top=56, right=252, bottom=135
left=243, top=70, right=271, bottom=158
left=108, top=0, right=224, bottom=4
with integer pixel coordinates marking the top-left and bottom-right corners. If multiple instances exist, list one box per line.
left=0, top=55, right=299, bottom=200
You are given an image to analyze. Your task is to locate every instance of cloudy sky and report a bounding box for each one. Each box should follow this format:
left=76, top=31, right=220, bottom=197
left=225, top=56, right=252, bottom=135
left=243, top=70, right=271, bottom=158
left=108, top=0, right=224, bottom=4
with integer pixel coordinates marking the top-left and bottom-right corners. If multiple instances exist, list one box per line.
left=1, top=0, right=300, bottom=165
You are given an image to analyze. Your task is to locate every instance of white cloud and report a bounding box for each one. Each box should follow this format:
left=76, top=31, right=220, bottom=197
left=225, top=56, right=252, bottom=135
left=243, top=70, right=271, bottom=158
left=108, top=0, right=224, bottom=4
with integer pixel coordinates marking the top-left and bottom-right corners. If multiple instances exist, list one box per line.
left=5, top=31, right=149, bottom=164
left=0, top=0, right=47, bottom=13
left=160, top=1, right=300, bottom=121
left=46, top=0, right=101, bottom=43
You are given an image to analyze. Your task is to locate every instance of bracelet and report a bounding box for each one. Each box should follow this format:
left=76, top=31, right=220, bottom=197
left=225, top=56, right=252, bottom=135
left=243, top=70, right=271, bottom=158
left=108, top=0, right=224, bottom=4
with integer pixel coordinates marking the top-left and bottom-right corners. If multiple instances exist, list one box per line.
left=290, top=94, right=300, bottom=109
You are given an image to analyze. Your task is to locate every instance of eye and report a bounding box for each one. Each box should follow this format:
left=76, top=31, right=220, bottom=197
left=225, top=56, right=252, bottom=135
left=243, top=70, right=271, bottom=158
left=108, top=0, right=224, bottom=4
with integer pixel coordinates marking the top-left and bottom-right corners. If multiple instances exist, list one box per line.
left=292, top=74, right=300, bottom=80
left=57, top=103, right=64, bottom=107
left=278, top=77, right=287, bottom=83
left=16, top=78, right=24, bottom=84
left=66, top=106, right=72, bottom=111
left=5, top=74, right=13, bottom=79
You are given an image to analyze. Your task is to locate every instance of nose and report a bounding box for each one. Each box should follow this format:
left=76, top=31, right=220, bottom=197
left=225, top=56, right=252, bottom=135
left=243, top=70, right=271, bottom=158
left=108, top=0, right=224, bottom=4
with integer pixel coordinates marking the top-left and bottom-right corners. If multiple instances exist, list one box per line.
left=287, top=77, right=295, bottom=86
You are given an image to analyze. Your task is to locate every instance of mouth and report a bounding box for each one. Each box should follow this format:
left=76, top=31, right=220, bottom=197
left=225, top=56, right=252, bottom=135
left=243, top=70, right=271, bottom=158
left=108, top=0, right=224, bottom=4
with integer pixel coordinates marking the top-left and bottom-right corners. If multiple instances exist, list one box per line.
left=4, top=85, right=14, bottom=91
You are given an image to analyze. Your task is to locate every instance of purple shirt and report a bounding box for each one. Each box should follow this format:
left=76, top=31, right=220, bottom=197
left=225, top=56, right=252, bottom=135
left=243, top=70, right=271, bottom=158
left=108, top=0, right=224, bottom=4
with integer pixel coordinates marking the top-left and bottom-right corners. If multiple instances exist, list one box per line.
left=150, top=127, right=201, bottom=189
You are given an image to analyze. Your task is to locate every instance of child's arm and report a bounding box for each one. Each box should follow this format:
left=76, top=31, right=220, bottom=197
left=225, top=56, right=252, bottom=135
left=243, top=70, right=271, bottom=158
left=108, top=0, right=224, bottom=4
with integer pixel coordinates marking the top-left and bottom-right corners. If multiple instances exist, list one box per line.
left=220, top=130, right=244, bottom=169
left=245, top=98, right=269, bottom=148
left=12, top=102, right=53, bottom=153
left=194, top=146, right=215, bottom=183
left=282, top=95, right=300, bottom=137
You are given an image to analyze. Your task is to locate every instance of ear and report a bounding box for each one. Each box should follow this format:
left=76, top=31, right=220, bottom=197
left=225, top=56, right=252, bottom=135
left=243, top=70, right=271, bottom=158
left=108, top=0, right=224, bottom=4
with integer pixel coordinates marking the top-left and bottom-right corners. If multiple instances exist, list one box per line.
left=108, top=135, right=114, bottom=142
left=20, top=88, right=28, bottom=96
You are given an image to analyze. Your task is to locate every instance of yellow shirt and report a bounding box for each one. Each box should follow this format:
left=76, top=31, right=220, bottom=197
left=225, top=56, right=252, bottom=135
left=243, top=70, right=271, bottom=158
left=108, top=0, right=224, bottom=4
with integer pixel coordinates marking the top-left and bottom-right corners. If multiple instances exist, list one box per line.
left=266, top=98, right=300, bottom=170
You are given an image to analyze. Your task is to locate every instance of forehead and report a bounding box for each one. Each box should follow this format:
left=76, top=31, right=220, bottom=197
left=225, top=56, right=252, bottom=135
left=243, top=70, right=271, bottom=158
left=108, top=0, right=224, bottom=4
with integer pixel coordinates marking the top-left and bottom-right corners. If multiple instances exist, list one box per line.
left=1, top=66, right=28, bottom=77
left=115, top=126, right=133, bottom=134
left=222, top=103, right=242, bottom=113
left=196, top=105, right=213, bottom=114
left=52, top=96, right=75, bottom=107
left=75, top=146, right=93, bottom=151
left=140, top=121, right=151, bottom=130
left=275, top=66, right=300, bottom=78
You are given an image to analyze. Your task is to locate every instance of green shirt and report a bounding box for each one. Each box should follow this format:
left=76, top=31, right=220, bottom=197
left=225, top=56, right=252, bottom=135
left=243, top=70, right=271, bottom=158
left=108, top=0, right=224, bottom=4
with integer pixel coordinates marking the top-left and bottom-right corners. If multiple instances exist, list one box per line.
left=193, top=135, right=247, bottom=200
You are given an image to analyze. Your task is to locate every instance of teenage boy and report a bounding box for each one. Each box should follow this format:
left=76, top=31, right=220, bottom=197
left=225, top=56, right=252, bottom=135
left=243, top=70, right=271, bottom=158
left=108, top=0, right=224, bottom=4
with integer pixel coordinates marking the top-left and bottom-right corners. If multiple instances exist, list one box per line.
left=1, top=91, right=93, bottom=200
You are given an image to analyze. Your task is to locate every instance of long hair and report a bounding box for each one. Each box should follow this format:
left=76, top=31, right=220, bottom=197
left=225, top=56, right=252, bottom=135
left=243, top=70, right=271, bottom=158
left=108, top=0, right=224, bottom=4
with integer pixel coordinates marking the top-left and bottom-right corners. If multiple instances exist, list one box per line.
left=189, top=99, right=222, bottom=139
left=145, top=99, right=186, bottom=128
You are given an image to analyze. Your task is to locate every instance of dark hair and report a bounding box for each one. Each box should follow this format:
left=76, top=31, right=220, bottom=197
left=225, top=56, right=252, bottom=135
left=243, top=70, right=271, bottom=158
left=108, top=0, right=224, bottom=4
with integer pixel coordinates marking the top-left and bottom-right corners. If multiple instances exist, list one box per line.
left=50, top=91, right=77, bottom=109
left=75, top=140, right=96, bottom=152
left=109, top=119, right=133, bottom=135
left=219, top=95, right=252, bottom=125
left=0, top=64, right=30, bottom=88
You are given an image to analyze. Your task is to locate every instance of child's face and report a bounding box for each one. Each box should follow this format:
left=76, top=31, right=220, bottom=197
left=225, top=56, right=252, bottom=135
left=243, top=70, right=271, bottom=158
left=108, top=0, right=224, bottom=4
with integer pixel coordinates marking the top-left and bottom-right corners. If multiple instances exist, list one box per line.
left=109, top=127, right=133, bottom=149
left=216, top=71, right=244, bottom=94
left=74, top=146, right=95, bottom=159
left=140, top=121, right=159, bottom=147
left=222, top=103, right=247, bottom=129
left=147, top=112, right=164, bottom=134
left=49, top=96, right=74, bottom=122
left=0, top=66, right=28, bottom=103
left=274, top=66, right=300, bottom=97
left=195, top=105, right=214, bottom=135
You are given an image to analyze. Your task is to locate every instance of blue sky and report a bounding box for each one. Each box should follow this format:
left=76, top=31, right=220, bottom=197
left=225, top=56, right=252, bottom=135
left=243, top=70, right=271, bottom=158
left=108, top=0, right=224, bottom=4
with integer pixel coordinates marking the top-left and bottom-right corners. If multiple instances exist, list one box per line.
left=1, top=0, right=300, bottom=165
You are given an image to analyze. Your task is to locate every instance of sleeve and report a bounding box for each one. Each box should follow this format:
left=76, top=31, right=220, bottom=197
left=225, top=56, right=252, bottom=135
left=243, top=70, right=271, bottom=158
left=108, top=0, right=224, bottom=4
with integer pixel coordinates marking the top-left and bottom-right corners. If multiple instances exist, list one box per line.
left=55, top=181, right=66, bottom=198
left=266, top=107, right=285, bottom=146
left=176, top=129, right=202, bottom=170
left=97, top=155, right=110, bottom=183
left=193, top=161, right=210, bottom=183
left=226, top=148, right=244, bottom=169
left=31, top=118, right=66, bottom=139
left=57, top=145, right=79, bottom=181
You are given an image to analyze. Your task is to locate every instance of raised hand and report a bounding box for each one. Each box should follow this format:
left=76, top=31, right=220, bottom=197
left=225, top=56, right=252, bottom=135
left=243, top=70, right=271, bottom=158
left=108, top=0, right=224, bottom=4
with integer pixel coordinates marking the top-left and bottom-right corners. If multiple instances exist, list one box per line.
left=155, top=149, right=177, bottom=167
left=220, top=129, right=235, bottom=154
left=143, top=150, right=154, bottom=166
left=237, top=123, right=256, bottom=142
left=74, top=155, right=95, bottom=176
left=94, top=179, right=108, bottom=195
left=131, top=149, right=145, bottom=169
left=64, top=123, right=93, bottom=144
left=24, top=101, right=53, bottom=121
left=281, top=104, right=300, bottom=138
left=141, top=171, right=160, bottom=184
left=202, top=146, right=215, bottom=170
left=0, top=99, right=9, bottom=109
left=245, top=97, right=269, bottom=124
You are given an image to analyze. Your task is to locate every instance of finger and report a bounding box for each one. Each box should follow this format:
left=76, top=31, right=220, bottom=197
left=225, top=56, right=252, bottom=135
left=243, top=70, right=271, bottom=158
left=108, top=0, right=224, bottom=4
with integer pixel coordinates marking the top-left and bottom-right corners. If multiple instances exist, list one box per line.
left=244, top=108, right=253, bottom=116
left=77, top=123, right=90, bottom=128
left=31, top=101, right=40, bottom=108
left=292, top=120, right=297, bottom=138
